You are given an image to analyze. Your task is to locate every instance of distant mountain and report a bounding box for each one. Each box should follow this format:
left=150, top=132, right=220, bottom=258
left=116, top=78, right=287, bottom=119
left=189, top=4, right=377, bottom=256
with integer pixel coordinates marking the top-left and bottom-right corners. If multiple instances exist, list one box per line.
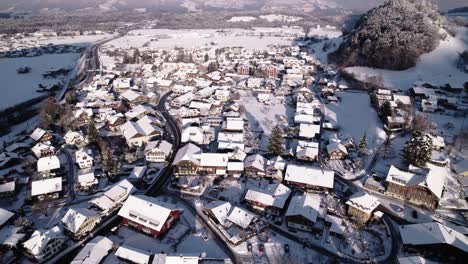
left=330, top=0, right=447, bottom=70
left=0, top=0, right=465, bottom=13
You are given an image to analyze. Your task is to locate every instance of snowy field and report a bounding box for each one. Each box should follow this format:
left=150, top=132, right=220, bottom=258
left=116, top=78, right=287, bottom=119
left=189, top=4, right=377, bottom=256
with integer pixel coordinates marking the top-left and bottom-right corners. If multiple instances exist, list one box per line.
left=0, top=53, right=80, bottom=109
left=21, top=34, right=114, bottom=48
left=345, top=27, right=468, bottom=90
left=103, top=27, right=306, bottom=50
left=324, top=91, right=386, bottom=153
left=259, top=14, right=303, bottom=23
left=227, top=16, right=257, bottom=22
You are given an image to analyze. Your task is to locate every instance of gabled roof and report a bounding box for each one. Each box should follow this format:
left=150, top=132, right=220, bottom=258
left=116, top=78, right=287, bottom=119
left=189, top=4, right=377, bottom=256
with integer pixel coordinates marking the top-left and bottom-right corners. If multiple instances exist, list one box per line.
left=145, top=140, right=173, bottom=156
left=227, top=206, right=255, bottom=229
left=118, top=195, right=178, bottom=232
left=71, top=236, right=113, bottom=264
left=89, top=179, right=135, bottom=212
left=61, top=208, right=100, bottom=233
left=200, top=153, right=229, bottom=167
left=284, top=164, right=334, bottom=189
left=30, top=128, right=49, bottom=141
left=204, top=201, right=232, bottom=225
left=286, top=194, right=321, bottom=223
left=244, top=183, right=291, bottom=209
left=399, top=222, right=468, bottom=253
left=31, top=177, right=62, bottom=196
left=0, top=208, right=14, bottom=227
left=346, top=193, right=380, bottom=214
left=173, top=143, right=202, bottom=165
left=23, top=226, right=64, bottom=255
left=244, top=154, right=266, bottom=171
left=37, top=155, right=60, bottom=172
left=115, top=244, right=151, bottom=264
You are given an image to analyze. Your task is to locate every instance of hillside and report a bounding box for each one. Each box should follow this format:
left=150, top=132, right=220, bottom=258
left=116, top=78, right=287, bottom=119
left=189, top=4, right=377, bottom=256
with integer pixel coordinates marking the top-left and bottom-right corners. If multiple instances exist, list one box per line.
left=330, top=0, right=447, bottom=70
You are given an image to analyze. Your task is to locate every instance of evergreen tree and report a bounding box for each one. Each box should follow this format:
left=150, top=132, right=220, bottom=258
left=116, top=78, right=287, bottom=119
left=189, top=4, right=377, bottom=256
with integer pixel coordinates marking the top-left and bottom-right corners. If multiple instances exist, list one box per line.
left=380, top=100, right=393, bottom=117
left=132, top=49, right=140, bottom=64
left=40, top=97, right=61, bottom=128
left=204, top=53, right=209, bottom=62
left=402, top=131, right=433, bottom=166
left=87, top=119, right=100, bottom=146
left=359, top=131, right=368, bottom=154
left=267, top=126, right=284, bottom=156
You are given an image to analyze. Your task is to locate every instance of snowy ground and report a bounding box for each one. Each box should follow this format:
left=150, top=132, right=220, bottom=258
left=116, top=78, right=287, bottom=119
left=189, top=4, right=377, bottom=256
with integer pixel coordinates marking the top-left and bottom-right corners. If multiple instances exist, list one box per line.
left=344, top=27, right=468, bottom=90
left=21, top=34, right=115, bottom=48
left=0, top=53, right=80, bottom=109
left=324, top=91, right=387, bottom=154
left=307, top=36, right=343, bottom=64
left=227, top=16, right=257, bottom=22
left=259, top=14, right=303, bottom=23
left=102, top=27, right=306, bottom=50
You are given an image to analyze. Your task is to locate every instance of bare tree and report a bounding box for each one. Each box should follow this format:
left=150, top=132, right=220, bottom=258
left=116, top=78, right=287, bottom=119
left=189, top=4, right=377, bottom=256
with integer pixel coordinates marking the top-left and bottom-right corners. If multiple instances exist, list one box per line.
left=411, top=114, right=436, bottom=132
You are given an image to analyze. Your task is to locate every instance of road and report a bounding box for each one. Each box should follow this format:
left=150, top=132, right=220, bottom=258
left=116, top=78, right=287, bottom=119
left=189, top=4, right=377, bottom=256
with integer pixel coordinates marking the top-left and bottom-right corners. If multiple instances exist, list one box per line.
left=59, top=148, right=76, bottom=203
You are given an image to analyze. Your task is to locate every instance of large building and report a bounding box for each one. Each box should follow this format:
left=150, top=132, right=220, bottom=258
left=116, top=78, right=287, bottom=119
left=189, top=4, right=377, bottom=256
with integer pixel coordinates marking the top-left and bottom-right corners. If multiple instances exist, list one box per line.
left=284, top=164, right=334, bottom=191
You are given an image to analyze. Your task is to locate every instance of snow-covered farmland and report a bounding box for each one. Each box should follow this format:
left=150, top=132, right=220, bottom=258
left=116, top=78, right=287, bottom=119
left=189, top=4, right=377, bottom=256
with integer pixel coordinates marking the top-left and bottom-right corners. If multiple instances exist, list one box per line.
left=344, top=27, right=468, bottom=90
left=227, top=16, right=257, bottom=22
left=22, top=34, right=114, bottom=48
left=103, top=27, right=305, bottom=50
left=324, top=91, right=386, bottom=153
left=0, top=53, right=80, bottom=109
left=260, top=14, right=303, bottom=23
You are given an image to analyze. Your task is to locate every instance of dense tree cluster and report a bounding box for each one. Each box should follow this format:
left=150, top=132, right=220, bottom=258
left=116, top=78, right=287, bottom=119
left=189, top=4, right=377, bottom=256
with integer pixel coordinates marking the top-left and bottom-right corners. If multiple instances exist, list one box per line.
left=267, top=126, right=285, bottom=156
left=330, top=0, right=445, bottom=70
left=402, top=131, right=433, bottom=167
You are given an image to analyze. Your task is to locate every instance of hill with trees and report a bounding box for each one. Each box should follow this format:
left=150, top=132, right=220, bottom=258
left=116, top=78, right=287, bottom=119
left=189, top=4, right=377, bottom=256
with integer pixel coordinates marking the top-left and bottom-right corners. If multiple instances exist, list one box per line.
left=330, top=0, right=447, bottom=70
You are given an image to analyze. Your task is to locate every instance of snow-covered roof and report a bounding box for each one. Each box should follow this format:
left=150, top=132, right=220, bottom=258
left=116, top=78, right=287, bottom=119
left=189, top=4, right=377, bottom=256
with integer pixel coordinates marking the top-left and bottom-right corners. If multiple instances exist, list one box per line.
left=23, top=226, right=64, bottom=255
left=325, top=214, right=345, bottom=235
left=299, top=124, right=320, bottom=138
left=0, top=181, right=15, bottom=193
left=326, top=142, right=348, bottom=155
left=31, top=177, right=62, bottom=196
left=61, top=208, right=100, bottom=233
left=71, top=236, right=113, bottom=264
left=399, top=222, right=468, bottom=253
left=244, top=183, right=291, bottom=209
left=286, top=194, right=321, bottom=223
left=386, top=165, right=425, bottom=187
left=204, top=201, right=232, bottom=225
left=29, top=128, right=48, bottom=141
left=284, top=164, right=334, bottom=189
left=118, top=195, right=178, bottom=232
left=227, top=162, right=244, bottom=171
left=121, top=89, right=145, bottom=102
left=173, top=143, right=202, bottom=165
left=346, top=193, right=380, bottom=215
left=37, top=155, right=61, bottom=172
left=224, top=117, right=244, bottom=131
left=244, top=154, right=266, bottom=171
left=397, top=256, right=438, bottom=264
left=77, top=172, right=98, bottom=186
left=0, top=208, right=14, bottom=227
left=152, top=254, right=200, bottom=264
left=0, top=226, right=25, bottom=247
left=425, top=168, right=445, bottom=199
left=89, top=179, right=135, bottom=212
left=115, top=244, right=151, bottom=264
left=129, top=166, right=147, bottom=180
left=227, top=206, right=255, bottom=229
left=200, top=153, right=229, bottom=167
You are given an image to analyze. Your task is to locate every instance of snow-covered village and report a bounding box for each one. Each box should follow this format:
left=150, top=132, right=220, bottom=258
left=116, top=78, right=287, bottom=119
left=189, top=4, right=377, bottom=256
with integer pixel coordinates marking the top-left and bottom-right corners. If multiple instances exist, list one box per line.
left=0, top=0, right=467, bottom=264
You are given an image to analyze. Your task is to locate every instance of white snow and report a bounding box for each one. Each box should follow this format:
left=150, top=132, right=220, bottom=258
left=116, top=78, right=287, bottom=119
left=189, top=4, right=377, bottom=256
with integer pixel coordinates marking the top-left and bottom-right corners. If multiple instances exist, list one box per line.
left=345, top=27, right=468, bottom=90
left=227, top=16, right=257, bottom=22
left=259, top=14, right=303, bottom=23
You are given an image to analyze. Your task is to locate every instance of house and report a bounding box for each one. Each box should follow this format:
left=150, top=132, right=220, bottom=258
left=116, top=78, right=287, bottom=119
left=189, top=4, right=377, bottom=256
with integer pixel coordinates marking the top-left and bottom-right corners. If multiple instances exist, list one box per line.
left=385, top=165, right=443, bottom=209
left=31, top=177, right=62, bottom=200
left=284, top=164, right=334, bottom=191
left=37, top=155, right=61, bottom=177
left=171, top=92, right=194, bottom=108
left=23, top=226, right=66, bottom=262
left=296, top=140, right=319, bottom=161
left=107, top=114, right=126, bottom=132
left=346, top=193, right=381, bottom=223
left=121, top=116, right=164, bottom=147
left=399, top=222, right=468, bottom=258
left=298, top=124, right=320, bottom=139
left=325, top=214, right=345, bottom=237
left=0, top=181, right=15, bottom=197
left=118, top=195, right=181, bottom=237
left=181, top=126, right=214, bottom=146
left=244, top=183, right=291, bottom=216
left=227, top=162, right=244, bottom=178
left=203, top=200, right=232, bottom=225
left=222, top=117, right=244, bottom=132
left=64, top=131, right=86, bottom=146
left=89, top=179, right=136, bottom=216
left=327, top=142, right=348, bottom=160
left=115, top=244, right=151, bottom=264
left=32, top=142, right=56, bottom=158
left=129, top=166, right=147, bottom=182
left=71, top=236, right=114, bottom=264
left=144, top=140, right=173, bottom=163
left=217, top=132, right=244, bottom=151
left=227, top=206, right=256, bottom=229
left=121, top=89, right=149, bottom=106
left=199, top=153, right=229, bottom=175
left=0, top=208, right=14, bottom=228
left=215, top=89, right=230, bottom=102
left=153, top=254, right=200, bottom=264
left=61, top=208, right=101, bottom=240
left=173, top=143, right=202, bottom=176
left=30, top=128, right=53, bottom=142
left=265, top=156, right=287, bottom=179
left=76, top=172, right=98, bottom=192
left=244, top=154, right=266, bottom=177
left=285, top=194, right=322, bottom=232
left=257, top=93, right=270, bottom=103
left=75, top=148, right=94, bottom=169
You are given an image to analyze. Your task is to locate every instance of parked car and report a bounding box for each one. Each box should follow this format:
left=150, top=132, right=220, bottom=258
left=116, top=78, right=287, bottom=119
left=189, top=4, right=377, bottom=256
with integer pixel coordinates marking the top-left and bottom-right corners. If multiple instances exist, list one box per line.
left=247, top=243, right=252, bottom=252
left=258, top=244, right=265, bottom=253
left=284, top=244, right=290, bottom=254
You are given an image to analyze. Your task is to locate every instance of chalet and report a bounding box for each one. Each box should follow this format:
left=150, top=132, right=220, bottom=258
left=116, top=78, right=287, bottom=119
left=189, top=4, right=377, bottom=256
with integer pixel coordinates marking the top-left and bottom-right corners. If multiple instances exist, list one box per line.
left=173, top=84, right=195, bottom=95
left=284, top=164, right=334, bottom=191
left=258, top=64, right=280, bottom=78
left=125, top=105, right=156, bottom=120
left=121, top=90, right=149, bottom=106
left=265, top=156, right=287, bottom=179
left=244, top=183, right=291, bottom=216
left=113, top=78, right=131, bottom=92
left=31, top=142, right=55, bottom=158
left=128, top=166, right=147, bottom=182
left=115, top=244, right=151, bottom=264
left=237, top=63, right=252, bottom=75
left=23, top=226, right=65, bottom=262
left=37, top=155, right=61, bottom=177
left=89, top=179, right=136, bottom=216
left=385, top=165, right=444, bottom=209
left=181, top=126, right=215, bottom=146
left=0, top=181, right=15, bottom=197
left=199, top=153, right=229, bottom=176
left=217, top=132, right=244, bottom=151
left=244, top=154, right=266, bottom=177
left=285, top=194, right=322, bottom=232
left=227, top=206, right=256, bottom=229
left=222, top=117, right=244, bottom=132
left=0, top=208, right=14, bottom=228
left=107, top=114, right=126, bottom=132
left=214, top=89, right=230, bottom=102
left=171, top=92, right=195, bottom=108
left=386, top=116, right=406, bottom=130
left=173, top=143, right=202, bottom=176
left=326, top=142, right=348, bottom=160
left=64, top=131, right=85, bottom=146
left=30, top=128, right=53, bottom=142
left=296, top=140, right=319, bottom=161
left=299, top=124, right=320, bottom=139
left=118, top=195, right=181, bottom=237
left=144, top=140, right=173, bottom=163
left=121, top=116, right=164, bottom=147
left=61, top=208, right=101, bottom=240
left=75, top=148, right=94, bottom=169
left=31, top=177, right=62, bottom=200
left=227, top=162, right=244, bottom=178
left=203, top=200, right=232, bottom=225
left=399, top=222, right=468, bottom=259
left=76, top=172, right=98, bottom=192
left=71, top=236, right=113, bottom=264
left=346, top=193, right=381, bottom=223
